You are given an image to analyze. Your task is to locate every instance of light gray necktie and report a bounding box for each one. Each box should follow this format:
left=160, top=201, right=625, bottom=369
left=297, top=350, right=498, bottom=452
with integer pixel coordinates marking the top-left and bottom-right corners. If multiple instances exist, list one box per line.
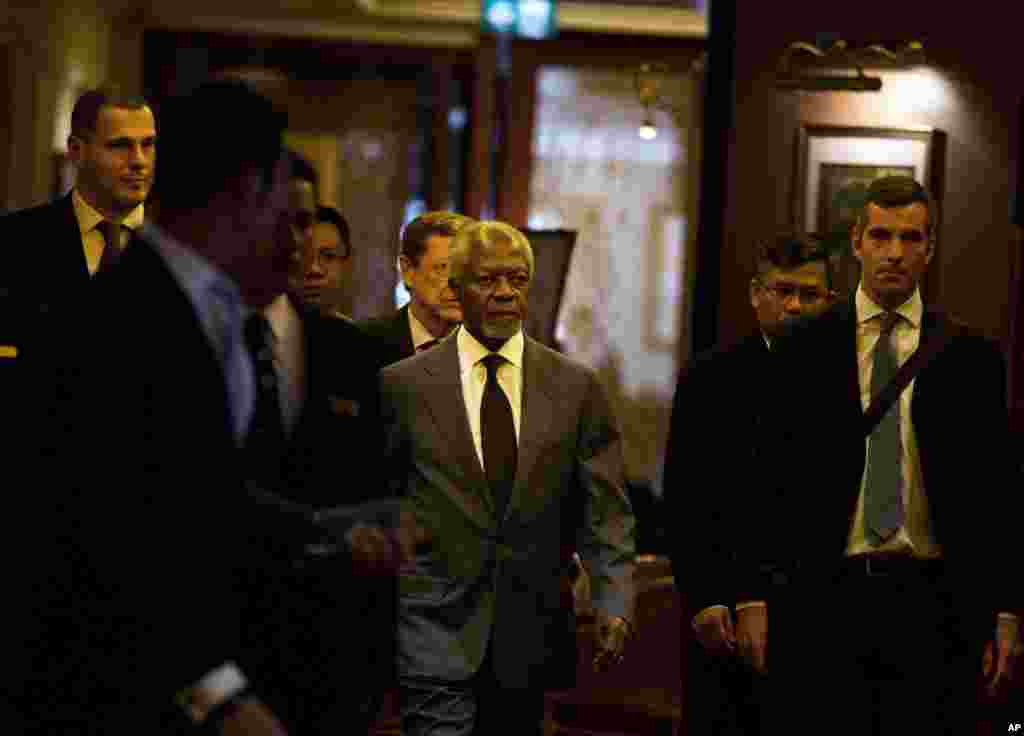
left=864, top=311, right=905, bottom=544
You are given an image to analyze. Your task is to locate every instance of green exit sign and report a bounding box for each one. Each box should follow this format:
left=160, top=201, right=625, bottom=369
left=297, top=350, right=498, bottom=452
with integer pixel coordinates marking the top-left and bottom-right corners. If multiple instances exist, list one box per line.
left=481, top=0, right=557, bottom=39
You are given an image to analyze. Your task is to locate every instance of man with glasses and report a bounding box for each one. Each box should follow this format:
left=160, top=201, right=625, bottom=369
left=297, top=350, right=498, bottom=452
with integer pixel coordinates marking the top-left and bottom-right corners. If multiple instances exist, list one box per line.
left=301, top=205, right=354, bottom=319
left=664, top=233, right=834, bottom=735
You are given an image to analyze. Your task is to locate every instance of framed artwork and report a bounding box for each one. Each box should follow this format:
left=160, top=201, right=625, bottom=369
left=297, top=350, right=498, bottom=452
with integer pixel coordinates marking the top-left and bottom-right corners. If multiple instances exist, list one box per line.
left=817, top=163, right=915, bottom=234
left=793, top=124, right=946, bottom=296
left=522, top=229, right=577, bottom=350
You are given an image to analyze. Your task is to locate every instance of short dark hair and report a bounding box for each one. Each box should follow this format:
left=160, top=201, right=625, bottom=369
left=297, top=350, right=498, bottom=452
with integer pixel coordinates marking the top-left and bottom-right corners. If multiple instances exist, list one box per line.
left=285, top=148, right=320, bottom=209
left=854, top=175, right=936, bottom=238
left=316, top=205, right=351, bottom=259
left=400, top=211, right=473, bottom=266
left=150, top=79, right=286, bottom=213
left=754, top=232, right=834, bottom=291
left=70, top=88, right=151, bottom=141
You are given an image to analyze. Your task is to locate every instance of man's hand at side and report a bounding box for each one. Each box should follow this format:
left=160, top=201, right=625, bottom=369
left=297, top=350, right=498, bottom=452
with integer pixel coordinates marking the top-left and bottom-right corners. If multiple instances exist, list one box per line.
left=982, top=615, right=1020, bottom=697
left=692, top=605, right=736, bottom=654
left=345, top=510, right=430, bottom=575
left=220, top=697, right=288, bottom=736
left=592, top=613, right=632, bottom=672
left=736, top=604, right=768, bottom=674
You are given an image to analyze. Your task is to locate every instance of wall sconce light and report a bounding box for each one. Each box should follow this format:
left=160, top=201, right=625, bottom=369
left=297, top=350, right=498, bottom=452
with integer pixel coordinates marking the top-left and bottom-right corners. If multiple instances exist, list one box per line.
left=775, top=39, right=924, bottom=92
left=638, top=115, right=658, bottom=141
left=633, top=61, right=692, bottom=141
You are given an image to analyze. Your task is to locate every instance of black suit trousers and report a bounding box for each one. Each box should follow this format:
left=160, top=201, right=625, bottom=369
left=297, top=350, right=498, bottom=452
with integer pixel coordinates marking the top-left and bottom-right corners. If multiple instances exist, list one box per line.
left=685, top=636, right=765, bottom=736
left=764, top=567, right=980, bottom=736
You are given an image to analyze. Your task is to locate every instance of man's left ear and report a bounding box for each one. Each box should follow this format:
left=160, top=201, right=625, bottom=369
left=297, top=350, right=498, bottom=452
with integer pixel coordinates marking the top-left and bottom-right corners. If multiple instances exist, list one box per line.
left=66, top=136, right=83, bottom=164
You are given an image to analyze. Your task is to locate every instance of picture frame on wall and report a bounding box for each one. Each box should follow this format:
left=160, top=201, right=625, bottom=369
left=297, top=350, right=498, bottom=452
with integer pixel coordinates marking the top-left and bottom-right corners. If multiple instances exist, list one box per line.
left=793, top=124, right=946, bottom=297
left=522, top=228, right=577, bottom=350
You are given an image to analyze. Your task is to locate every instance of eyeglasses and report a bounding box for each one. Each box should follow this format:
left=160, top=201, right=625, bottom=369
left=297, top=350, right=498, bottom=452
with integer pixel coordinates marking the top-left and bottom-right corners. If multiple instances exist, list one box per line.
left=307, top=247, right=350, bottom=266
left=759, top=281, right=830, bottom=305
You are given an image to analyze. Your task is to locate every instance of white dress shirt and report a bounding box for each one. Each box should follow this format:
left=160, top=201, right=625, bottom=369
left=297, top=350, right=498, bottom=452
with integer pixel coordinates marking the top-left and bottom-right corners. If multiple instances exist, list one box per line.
left=456, top=326, right=524, bottom=471
left=262, top=294, right=306, bottom=436
left=845, top=284, right=941, bottom=558
left=72, top=189, right=144, bottom=275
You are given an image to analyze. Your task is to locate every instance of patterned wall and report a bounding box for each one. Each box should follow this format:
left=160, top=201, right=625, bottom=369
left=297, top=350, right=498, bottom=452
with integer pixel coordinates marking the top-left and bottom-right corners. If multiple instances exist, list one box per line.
left=528, top=65, right=694, bottom=489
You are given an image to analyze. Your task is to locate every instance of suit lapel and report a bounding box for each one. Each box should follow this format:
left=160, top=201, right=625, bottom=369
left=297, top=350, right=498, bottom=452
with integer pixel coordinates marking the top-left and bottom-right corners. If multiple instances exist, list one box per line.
left=420, top=337, right=495, bottom=526
left=506, top=338, right=560, bottom=521
left=286, top=302, right=319, bottom=447
left=909, top=306, right=947, bottom=418
left=55, top=195, right=90, bottom=289
left=837, top=299, right=864, bottom=414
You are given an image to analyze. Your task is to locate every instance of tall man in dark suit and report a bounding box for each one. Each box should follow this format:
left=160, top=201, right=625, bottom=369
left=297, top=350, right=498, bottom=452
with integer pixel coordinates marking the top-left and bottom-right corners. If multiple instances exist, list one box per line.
left=359, top=210, right=472, bottom=364
left=0, top=88, right=156, bottom=457
left=18, top=79, right=416, bottom=736
left=1, top=87, right=156, bottom=286
left=3, top=88, right=158, bottom=726
left=663, top=234, right=835, bottom=735
left=241, top=162, right=407, bottom=733
left=760, top=177, right=1020, bottom=734
left=380, top=220, right=636, bottom=736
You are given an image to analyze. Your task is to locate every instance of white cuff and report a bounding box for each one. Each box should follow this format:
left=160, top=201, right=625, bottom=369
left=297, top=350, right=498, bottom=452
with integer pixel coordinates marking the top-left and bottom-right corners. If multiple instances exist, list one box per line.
left=195, top=661, right=248, bottom=703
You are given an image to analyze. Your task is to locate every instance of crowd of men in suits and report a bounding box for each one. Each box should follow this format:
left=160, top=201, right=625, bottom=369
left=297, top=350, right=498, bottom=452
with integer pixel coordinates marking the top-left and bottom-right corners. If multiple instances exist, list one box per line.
left=1, top=79, right=635, bottom=736
left=1, top=77, right=1020, bottom=736
left=666, top=184, right=1022, bottom=734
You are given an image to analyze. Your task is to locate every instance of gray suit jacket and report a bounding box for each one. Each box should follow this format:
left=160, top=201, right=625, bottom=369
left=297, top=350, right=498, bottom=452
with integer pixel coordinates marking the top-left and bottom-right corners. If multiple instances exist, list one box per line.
left=380, top=332, right=635, bottom=689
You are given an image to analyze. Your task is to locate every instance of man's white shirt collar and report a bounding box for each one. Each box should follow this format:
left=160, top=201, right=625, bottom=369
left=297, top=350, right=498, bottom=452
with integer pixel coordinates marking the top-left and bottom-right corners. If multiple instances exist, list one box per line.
left=264, top=293, right=300, bottom=347
left=457, top=325, right=524, bottom=377
left=855, top=283, right=922, bottom=329
left=72, top=188, right=144, bottom=234
left=408, top=306, right=443, bottom=350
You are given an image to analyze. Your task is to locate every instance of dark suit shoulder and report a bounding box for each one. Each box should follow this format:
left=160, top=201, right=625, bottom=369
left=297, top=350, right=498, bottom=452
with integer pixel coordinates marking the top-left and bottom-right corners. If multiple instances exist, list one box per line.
left=357, top=306, right=405, bottom=338
left=317, top=310, right=379, bottom=346
left=379, top=337, right=437, bottom=380
left=525, top=335, right=593, bottom=376
left=0, top=197, right=75, bottom=272
left=0, top=195, right=71, bottom=224
left=357, top=306, right=414, bottom=367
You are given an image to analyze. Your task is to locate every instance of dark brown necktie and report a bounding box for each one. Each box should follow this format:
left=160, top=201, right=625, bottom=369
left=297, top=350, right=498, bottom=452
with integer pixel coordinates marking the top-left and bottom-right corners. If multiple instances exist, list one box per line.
left=481, top=354, right=517, bottom=516
left=96, top=221, right=124, bottom=273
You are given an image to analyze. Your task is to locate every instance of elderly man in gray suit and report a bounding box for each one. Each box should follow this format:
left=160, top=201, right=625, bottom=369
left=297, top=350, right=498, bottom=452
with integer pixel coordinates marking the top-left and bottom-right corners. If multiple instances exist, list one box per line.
left=380, top=220, right=636, bottom=736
